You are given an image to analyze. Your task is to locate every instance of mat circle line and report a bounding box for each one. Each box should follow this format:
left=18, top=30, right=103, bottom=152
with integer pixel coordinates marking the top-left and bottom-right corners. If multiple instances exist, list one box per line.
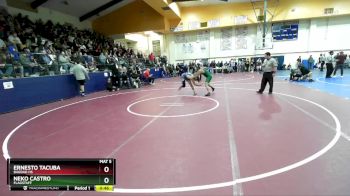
left=127, top=95, right=219, bottom=118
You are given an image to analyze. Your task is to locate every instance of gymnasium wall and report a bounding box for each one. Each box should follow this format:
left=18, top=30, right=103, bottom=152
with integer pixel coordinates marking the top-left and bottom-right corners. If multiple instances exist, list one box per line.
left=165, top=15, right=350, bottom=66
left=6, top=6, right=91, bottom=30
left=124, top=32, right=165, bottom=55
left=178, top=0, right=350, bottom=32
left=92, top=0, right=165, bottom=36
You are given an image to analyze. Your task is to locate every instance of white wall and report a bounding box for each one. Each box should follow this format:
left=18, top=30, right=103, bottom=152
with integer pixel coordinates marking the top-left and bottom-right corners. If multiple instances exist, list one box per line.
left=7, top=6, right=91, bottom=30
left=308, top=15, right=350, bottom=51
left=124, top=32, right=164, bottom=55
left=166, top=15, right=350, bottom=65
left=125, top=33, right=149, bottom=53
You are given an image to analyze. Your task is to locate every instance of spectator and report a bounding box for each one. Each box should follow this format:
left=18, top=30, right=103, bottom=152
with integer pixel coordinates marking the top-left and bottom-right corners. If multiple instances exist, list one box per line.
left=0, top=48, right=14, bottom=78
left=149, top=52, right=155, bottom=63
left=106, top=77, right=116, bottom=92
left=70, top=61, right=90, bottom=96
left=99, top=52, right=106, bottom=64
left=131, top=69, right=141, bottom=88
left=8, top=31, right=23, bottom=49
left=333, top=51, right=346, bottom=77
left=143, top=68, right=155, bottom=85
left=297, top=56, right=301, bottom=64
left=319, top=54, right=325, bottom=72
left=110, top=64, right=121, bottom=91
left=58, top=51, right=72, bottom=74
left=308, top=55, right=314, bottom=70
left=20, top=48, right=38, bottom=76
left=0, top=38, right=6, bottom=49
left=120, top=65, right=130, bottom=88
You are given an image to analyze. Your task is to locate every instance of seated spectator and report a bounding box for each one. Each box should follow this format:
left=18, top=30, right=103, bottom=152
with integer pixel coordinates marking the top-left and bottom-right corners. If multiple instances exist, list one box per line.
left=0, top=48, right=14, bottom=78
left=99, top=52, right=107, bottom=64
left=7, top=43, right=23, bottom=77
left=98, top=51, right=109, bottom=70
left=58, top=51, right=73, bottom=74
left=0, top=38, right=6, bottom=49
left=120, top=65, right=130, bottom=88
left=40, top=53, right=58, bottom=75
left=290, top=64, right=314, bottom=82
left=131, top=69, right=141, bottom=88
left=82, top=53, right=95, bottom=71
left=8, top=32, right=23, bottom=50
left=20, top=48, right=39, bottom=76
left=143, top=68, right=155, bottom=85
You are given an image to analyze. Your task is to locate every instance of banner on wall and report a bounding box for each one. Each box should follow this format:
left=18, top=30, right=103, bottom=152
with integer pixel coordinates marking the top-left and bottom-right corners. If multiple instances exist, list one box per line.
left=200, top=42, right=206, bottom=51
left=235, top=26, right=248, bottom=49
left=152, top=40, right=161, bottom=56
left=197, top=30, right=210, bottom=41
left=182, top=43, right=194, bottom=54
left=188, top=21, right=200, bottom=30
left=220, top=28, right=233, bottom=51
left=234, top=15, right=248, bottom=25
left=171, top=25, right=183, bottom=32
left=235, top=38, right=247, bottom=49
left=235, top=26, right=248, bottom=37
left=208, top=19, right=220, bottom=28
left=175, top=34, right=186, bottom=43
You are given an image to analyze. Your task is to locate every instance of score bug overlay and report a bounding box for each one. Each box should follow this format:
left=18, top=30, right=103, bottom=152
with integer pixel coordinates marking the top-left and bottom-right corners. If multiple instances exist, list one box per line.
left=8, top=158, right=116, bottom=191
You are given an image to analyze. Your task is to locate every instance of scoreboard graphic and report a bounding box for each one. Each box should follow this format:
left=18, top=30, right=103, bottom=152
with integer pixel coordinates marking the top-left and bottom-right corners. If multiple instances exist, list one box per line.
left=7, top=158, right=116, bottom=191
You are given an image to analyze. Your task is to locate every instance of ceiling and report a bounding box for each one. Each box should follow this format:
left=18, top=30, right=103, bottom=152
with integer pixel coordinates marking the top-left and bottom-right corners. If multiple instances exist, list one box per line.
left=16, top=0, right=264, bottom=21
left=177, top=0, right=261, bottom=8
left=20, top=0, right=134, bottom=21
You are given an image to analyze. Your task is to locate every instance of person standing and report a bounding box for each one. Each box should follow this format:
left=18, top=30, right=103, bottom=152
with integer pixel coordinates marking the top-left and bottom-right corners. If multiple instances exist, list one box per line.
left=308, top=55, right=315, bottom=70
left=257, top=52, right=278, bottom=94
left=70, top=61, right=90, bottom=96
left=333, top=51, right=346, bottom=77
left=325, top=51, right=335, bottom=78
left=297, top=56, right=301, bottom=64
left=149, top=52, right=155, bottom=64
left=319, top=54, right=325, bottom=72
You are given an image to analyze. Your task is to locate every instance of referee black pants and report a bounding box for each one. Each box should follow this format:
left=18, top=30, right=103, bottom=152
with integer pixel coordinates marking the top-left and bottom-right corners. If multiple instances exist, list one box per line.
left=320, top=61, right=325, bottom=71
left=326, top=63, right=333, bottom=78
left=258, top=72, right=273, bottom=93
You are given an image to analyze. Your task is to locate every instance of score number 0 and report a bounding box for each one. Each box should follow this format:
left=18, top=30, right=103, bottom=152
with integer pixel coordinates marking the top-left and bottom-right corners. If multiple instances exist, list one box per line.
left=99, top=159, right=113, bottom=184
left=103, top=166, right=110, bottom=184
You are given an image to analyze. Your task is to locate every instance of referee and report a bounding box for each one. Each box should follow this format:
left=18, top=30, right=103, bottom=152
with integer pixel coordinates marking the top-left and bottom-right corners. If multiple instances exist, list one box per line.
left=257, top=52, right=277, bottom=94
left=325, top=51, right=335, bottom=78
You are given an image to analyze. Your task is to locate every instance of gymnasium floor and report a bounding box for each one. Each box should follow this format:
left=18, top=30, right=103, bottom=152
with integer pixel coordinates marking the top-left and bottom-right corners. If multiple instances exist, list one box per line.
left=1, top=70, right=350, bottom=196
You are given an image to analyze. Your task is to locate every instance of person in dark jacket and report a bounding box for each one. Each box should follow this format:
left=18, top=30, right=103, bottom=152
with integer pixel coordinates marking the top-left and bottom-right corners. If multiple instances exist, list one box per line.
left=109, top=64, right=121, bottom=91
left=333, top=51, right=346, bottom=77
left=106, top=77, right=116, bottom=92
